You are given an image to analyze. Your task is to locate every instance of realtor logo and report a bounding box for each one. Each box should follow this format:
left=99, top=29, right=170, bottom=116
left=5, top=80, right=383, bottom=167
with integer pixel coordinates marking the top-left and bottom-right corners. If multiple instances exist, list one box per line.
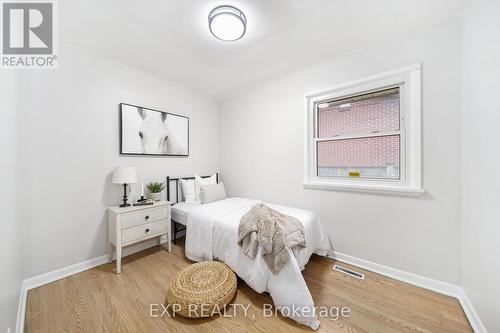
left=1, top=0, right=57, bottom=68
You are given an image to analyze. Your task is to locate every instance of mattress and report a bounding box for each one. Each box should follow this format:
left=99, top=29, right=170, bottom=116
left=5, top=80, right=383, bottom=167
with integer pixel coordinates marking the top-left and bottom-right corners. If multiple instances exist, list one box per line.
left=184, top=197, right=331, bottom=329
left=171, top=201, right=200, bottom=225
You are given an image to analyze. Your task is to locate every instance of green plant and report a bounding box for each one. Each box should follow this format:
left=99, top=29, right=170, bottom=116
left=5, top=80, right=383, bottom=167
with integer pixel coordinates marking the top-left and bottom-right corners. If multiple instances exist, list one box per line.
left=146, top=182, right=165, bottom=193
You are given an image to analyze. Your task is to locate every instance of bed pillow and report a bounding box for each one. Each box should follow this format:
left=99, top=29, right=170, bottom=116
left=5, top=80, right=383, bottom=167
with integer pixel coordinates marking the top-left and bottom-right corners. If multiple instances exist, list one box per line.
left=194, top=174, right=217, bottom=202
left=199, top=183, right=226, bottom=204
left=179, top=178, right=196, bottom=203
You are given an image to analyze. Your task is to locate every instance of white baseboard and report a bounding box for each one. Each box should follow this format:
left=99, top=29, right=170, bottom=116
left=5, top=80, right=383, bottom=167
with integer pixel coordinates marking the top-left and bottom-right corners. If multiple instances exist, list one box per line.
left=330, top=252, right=487, bottom=333
left=15, top=285, right=26, bottom=333
left=14, top=248, right=486, bottom=333
left=456, top=289, right=488, bottom=333
left=23, top=255, right=109, bottom=291
left=14, top=238, right=171, bottom=333
left=330, top=252, right=462, bottom=297
left=15, top=254, right=109, bottom=333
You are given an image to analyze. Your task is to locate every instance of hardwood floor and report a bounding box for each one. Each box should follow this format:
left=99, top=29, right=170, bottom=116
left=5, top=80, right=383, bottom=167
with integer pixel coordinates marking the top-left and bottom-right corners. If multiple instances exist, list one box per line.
left=26, top=240, right=473, bottom=332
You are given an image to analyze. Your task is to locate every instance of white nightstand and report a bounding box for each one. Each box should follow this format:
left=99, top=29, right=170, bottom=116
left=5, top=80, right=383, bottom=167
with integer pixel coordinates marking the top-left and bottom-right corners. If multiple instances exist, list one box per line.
left=108, top=201, right=171, bottom=273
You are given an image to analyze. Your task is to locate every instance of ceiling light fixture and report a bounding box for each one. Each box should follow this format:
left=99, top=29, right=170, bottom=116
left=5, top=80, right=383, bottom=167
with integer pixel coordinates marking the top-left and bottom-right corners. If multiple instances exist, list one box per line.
left=208, top=5, right=247, bottom=42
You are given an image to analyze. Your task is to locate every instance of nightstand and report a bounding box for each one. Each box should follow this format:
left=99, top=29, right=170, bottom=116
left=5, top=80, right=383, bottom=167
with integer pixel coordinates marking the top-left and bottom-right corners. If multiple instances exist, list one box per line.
left=108, top=201, right=171, bottom=273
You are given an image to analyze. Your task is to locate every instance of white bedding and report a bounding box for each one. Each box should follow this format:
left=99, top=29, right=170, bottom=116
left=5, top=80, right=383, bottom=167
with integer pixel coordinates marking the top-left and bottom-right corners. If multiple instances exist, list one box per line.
left=171, top=201, right=200, bottom=226
left=185, top=197, right=331, bottom=330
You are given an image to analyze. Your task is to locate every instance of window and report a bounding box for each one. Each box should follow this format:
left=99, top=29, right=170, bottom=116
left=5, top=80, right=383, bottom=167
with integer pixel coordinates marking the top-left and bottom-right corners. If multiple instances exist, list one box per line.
left=304, top=64, right=423, bottom=195
left=316, top=88, right=401, bottom=180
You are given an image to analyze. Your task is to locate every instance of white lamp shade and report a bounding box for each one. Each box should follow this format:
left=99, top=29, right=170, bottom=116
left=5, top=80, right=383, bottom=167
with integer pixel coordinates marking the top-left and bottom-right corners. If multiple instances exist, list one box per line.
left=112, top=166, right=138, bottom=184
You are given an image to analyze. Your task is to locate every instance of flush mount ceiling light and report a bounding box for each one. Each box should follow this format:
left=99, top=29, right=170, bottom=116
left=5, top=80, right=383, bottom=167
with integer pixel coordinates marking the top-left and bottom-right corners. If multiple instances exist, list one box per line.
left=208, top=5, right=247, bottom=42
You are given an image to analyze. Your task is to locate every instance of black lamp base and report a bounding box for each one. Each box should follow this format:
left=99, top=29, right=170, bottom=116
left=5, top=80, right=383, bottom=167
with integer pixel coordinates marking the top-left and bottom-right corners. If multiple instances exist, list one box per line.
left=120, top=183, right=130, bottom=207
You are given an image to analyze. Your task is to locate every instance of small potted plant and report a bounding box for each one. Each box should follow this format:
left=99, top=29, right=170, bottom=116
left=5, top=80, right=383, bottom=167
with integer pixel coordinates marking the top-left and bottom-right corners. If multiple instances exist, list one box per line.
left=146, top=182, right=165, bottom=201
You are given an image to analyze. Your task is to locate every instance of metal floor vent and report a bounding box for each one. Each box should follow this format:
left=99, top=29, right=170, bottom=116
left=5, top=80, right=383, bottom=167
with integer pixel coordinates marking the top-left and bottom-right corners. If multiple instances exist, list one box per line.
left=333, top=264, right=365, bottom=280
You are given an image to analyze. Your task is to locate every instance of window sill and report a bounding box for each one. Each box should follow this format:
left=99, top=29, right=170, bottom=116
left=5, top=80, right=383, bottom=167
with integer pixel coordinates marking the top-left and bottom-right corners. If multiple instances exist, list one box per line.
left=302, top=180, right=425, bottom=196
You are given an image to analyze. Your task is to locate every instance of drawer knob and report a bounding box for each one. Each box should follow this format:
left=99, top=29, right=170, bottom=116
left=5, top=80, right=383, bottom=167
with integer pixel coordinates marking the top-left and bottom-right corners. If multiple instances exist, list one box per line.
left=145, top=228, right=150, bottom=233
left=145, top=215, right=150, bottom=220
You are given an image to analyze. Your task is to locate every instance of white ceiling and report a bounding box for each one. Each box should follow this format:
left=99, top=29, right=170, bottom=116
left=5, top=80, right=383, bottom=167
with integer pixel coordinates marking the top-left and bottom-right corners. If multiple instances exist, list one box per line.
left=60, top=0, right=464, bottom=100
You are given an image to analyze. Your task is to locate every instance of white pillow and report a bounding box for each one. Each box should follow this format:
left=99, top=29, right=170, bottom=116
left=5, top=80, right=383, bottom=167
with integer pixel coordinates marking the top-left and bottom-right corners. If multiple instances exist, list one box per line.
left=195, top=174, right=217, bottom=202
left=200, top=183, right=226, bottom=204
left=179, top=178, right=196, bottom=203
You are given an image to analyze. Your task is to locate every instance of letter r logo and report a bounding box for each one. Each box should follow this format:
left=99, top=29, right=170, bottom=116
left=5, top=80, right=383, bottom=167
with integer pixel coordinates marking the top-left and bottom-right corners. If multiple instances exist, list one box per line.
left=2, top=2, right=53, bottom=54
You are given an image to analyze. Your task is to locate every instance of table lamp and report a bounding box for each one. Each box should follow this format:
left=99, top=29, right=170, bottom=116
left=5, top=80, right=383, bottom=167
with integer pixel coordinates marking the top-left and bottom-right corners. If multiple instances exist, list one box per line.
left=112, top=166, right=137, bottom=207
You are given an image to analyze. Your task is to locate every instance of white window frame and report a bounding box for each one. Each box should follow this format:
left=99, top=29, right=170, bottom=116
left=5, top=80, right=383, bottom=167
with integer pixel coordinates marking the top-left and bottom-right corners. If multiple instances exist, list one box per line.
left=303, top=64, right=424, bottom=196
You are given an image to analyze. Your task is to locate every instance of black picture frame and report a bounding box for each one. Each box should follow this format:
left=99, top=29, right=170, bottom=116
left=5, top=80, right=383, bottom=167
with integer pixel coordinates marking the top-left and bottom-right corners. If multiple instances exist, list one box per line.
left=119, top=103, right=189, bottom=157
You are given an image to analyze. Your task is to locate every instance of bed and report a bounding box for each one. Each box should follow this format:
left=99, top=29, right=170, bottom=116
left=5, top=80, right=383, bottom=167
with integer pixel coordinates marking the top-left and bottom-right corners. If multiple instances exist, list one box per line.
left=166, top=175, right=332, bottom=330
left=168, top=174, right=219, bottom=243
left=170, top=201, right=199, bottom=240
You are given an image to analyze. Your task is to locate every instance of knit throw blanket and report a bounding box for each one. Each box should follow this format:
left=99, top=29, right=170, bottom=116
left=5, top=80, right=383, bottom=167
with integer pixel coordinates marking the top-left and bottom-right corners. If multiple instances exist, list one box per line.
left=237, top=204, right=306, bottom=273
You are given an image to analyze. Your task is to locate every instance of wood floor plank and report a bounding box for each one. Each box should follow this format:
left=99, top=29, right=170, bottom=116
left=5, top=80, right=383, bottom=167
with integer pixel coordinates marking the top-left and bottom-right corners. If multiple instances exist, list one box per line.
left=25, top=240, right=473, bottom=333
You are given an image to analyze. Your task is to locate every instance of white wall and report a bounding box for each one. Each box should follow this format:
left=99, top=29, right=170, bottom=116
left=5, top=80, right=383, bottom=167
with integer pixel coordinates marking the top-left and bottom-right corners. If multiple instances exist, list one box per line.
left=16, top=43, right=220, bottom=278
left=220, top=19, right=462, bottom=284
left=0, top=72, right=22, bottom=331
left=5, top=8, right=498, bottom=331
left=461, top=1, right=500, bottom=331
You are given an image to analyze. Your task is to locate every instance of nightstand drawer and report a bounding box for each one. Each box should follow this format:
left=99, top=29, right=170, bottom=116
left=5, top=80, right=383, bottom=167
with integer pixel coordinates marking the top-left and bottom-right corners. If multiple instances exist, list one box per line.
left=122, top=219, right=168, bottom=245
left=120, top=207, right=169, bottom=229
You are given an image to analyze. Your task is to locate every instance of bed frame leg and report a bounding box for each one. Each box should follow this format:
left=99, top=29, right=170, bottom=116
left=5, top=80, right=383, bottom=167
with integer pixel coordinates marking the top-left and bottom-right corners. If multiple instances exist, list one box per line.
left=173, top=222, right=177, bottom=244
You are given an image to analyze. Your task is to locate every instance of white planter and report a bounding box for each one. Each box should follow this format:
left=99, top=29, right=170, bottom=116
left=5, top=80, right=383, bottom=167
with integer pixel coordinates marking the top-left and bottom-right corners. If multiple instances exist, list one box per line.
left=149, top=192, right=161, bottom=201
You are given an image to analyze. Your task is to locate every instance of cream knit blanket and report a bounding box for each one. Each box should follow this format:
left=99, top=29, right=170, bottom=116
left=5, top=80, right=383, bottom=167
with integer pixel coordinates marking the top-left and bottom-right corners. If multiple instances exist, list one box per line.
left=237, top=203, right=306, bottom=273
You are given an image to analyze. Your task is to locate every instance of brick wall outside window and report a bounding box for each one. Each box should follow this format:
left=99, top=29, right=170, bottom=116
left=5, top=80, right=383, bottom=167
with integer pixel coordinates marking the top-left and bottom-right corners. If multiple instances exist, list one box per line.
left=317, top=135, right=400, bottom=169
left=317, top=91, right=400, bottom=168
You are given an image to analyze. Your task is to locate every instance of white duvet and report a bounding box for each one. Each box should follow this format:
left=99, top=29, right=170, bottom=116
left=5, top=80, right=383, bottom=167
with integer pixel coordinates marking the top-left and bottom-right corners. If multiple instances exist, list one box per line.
left=185, top=197, right=331, bottom=329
